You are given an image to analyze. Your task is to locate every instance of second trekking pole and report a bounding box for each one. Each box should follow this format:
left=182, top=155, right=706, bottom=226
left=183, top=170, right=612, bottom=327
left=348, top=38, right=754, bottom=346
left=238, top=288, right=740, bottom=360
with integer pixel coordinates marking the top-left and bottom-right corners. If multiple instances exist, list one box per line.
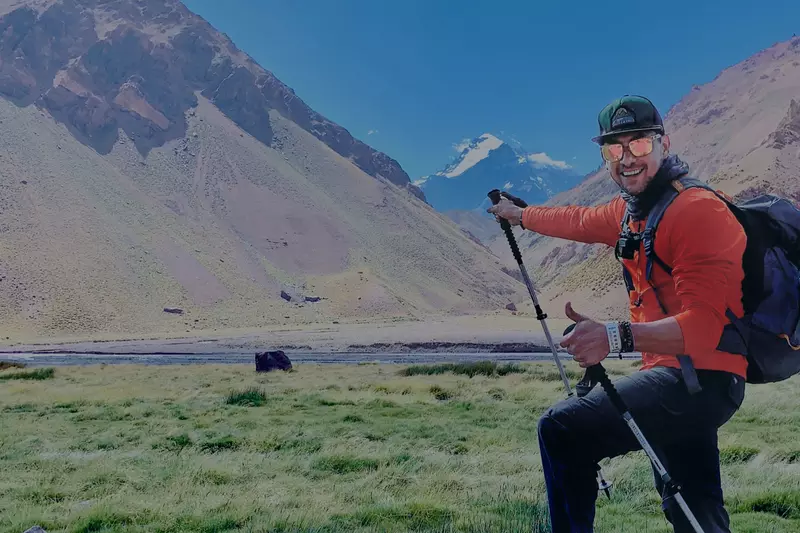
left=487, top=188, right=612, bottom=499
left=564, top=323, right=705, bottom=533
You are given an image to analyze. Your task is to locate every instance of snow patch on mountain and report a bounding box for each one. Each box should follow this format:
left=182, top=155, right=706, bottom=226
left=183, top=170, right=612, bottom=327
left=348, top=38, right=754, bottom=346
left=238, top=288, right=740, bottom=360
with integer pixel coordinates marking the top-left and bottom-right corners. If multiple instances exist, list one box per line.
left=443, top=133, right=504, bottom=177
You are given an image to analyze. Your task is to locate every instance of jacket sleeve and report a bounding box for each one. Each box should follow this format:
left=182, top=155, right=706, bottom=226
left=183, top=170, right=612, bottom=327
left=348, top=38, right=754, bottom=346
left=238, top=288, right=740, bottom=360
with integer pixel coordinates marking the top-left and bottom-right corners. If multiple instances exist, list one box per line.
left=520, top=196, right=625, bottom=247
left=666, top=191, right=748, bottom=355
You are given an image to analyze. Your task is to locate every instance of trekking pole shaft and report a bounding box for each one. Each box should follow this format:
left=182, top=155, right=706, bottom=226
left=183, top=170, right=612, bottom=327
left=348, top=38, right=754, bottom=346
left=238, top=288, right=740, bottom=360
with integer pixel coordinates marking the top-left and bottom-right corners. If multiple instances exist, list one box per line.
left=516, top=260, right=573, bottom=395
left=588, top=364, right=705, bottom=533
left=488, top=188, right=611, bottom=499
left=490, top=193, right=573, bottom=396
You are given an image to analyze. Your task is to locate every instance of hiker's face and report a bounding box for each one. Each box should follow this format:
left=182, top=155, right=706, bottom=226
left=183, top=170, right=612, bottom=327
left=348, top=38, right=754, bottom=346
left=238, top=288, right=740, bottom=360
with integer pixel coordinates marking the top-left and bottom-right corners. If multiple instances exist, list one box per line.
left=605, top=132, right=669, bottom=195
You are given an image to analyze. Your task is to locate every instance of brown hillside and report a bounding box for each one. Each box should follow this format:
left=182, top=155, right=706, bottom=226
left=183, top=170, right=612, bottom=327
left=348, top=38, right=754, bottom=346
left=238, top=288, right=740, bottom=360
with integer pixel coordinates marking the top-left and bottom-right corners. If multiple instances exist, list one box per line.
left=0, top=0, right=525, bottom=341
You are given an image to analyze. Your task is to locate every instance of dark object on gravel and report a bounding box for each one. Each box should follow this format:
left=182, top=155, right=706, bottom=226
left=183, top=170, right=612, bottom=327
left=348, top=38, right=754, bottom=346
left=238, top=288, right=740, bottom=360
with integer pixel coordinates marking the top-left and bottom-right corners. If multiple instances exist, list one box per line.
left=255, top=351, right=293, bottom=372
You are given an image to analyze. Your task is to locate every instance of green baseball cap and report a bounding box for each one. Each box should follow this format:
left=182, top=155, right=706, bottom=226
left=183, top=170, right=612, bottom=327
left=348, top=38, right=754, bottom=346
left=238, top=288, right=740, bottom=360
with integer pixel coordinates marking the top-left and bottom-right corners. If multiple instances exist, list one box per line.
left=592, top=95, right=665, bottom=144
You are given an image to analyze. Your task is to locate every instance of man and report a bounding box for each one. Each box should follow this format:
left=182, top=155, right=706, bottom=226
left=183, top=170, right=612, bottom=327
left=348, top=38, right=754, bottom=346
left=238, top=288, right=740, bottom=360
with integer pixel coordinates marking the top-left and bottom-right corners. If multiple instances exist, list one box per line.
left=488, top=95, right=747, bottom=532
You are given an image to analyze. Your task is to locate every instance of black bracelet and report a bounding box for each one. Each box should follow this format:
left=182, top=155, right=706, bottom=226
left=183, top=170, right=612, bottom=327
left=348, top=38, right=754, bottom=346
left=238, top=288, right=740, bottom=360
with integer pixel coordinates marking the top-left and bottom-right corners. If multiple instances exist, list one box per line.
left=619, top=321, right=635, bottom=354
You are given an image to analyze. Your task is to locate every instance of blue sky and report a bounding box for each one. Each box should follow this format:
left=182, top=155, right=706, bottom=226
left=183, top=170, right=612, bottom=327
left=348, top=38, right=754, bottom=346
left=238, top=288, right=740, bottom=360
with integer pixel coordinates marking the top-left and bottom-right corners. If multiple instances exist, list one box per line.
left=183, top=0, right=800, bottom=181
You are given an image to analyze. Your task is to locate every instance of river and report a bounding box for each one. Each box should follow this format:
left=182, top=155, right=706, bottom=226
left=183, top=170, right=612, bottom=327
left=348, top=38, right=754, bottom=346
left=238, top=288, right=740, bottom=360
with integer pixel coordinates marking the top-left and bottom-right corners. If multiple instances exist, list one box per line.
left=1, top=351, right=640, bottom=367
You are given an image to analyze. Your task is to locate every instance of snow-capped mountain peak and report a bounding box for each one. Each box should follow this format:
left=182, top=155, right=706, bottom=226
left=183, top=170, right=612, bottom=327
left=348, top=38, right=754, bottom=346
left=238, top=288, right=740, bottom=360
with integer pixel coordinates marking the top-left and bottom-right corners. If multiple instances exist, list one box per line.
left=416, top=133, right=584, bottom=212
left=441, top=133, right=504, bottom=178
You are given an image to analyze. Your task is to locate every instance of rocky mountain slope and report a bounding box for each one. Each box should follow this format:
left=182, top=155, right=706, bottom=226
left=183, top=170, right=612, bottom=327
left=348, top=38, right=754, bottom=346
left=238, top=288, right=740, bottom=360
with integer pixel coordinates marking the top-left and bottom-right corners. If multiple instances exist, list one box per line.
left=442, top=209, right=503, bottom=247
left=492, top=35, right=800, bottom=321
left=0, top=0, right=524, bottom=341
left=0, top=0, right=426, bottom=201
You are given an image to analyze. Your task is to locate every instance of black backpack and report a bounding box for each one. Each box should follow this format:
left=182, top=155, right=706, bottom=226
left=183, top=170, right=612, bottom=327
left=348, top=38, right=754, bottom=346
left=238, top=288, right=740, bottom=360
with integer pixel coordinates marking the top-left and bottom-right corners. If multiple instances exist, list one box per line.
left=619, top=176, right=800, bottom=385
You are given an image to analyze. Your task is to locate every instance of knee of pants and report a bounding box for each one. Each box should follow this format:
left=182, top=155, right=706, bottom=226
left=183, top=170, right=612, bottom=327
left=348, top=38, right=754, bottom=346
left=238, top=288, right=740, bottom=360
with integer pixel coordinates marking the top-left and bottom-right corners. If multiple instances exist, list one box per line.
left=537, top=410, right=567, bottom=450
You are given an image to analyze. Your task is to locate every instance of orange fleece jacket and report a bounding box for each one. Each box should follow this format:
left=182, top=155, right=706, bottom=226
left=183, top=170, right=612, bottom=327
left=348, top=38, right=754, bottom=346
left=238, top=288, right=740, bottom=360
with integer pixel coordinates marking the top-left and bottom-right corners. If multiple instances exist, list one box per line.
left=521, top=187, right=748, bottom=378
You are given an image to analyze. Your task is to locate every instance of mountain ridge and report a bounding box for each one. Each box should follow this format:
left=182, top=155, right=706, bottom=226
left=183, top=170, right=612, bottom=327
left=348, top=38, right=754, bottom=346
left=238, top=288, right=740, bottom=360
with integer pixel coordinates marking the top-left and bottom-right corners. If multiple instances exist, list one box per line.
left=416, top=132, right=585, bottom=222
left=0, top=0, right=526, bottom=341
left=0, top=0, right=426, bottom=201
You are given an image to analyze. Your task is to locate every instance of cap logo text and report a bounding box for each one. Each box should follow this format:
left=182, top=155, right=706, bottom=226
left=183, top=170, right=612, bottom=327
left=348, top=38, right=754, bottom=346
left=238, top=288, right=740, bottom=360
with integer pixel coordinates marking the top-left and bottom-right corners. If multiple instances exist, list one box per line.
left=611, top=107, right=635, bottom=128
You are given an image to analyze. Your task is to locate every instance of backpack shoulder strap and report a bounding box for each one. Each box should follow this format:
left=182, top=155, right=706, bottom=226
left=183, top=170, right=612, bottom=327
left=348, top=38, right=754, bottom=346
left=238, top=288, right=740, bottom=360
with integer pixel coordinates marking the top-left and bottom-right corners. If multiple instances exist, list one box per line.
left=618, top=205, right=637, bottom=295
left=642, top=177, right=715, bottom=282
left=644, top=177, right=726, bottom=395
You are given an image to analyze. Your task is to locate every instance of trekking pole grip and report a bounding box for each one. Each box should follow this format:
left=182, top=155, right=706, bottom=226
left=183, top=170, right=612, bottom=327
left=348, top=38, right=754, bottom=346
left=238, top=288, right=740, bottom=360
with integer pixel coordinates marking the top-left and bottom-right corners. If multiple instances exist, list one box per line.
left=562, top=324, right=626, bottom=413
left=487, top=189, right=523, bottom=265
left=587, top=364, right=627, bottom=414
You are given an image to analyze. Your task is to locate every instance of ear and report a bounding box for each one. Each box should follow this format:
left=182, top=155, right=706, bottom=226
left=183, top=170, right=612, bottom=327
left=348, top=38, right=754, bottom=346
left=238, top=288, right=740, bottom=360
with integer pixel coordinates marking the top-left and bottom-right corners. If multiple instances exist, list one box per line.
left=661, top=134, right=670, bottom=154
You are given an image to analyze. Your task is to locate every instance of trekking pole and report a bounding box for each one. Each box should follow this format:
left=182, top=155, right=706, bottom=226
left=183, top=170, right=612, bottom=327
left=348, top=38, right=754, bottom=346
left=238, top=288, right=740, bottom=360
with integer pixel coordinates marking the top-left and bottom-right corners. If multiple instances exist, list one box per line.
left=563, top=324, right=705, bottom=533
left=487, top=189, right=612, bottom=499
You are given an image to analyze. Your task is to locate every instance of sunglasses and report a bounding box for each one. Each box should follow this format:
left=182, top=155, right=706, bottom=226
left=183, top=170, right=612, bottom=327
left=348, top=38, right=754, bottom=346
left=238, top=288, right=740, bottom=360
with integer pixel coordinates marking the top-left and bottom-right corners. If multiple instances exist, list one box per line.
left=601, top=134, right=661, bottom=163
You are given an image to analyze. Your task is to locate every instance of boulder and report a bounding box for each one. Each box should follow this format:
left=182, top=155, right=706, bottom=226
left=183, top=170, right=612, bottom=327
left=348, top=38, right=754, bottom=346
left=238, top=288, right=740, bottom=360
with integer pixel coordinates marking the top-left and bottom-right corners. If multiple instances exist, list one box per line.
left=255, top=351, right=292, bottom=372
left=24, top=527, right=47, bottom=533
left=505, top=302, right=517, bottom=312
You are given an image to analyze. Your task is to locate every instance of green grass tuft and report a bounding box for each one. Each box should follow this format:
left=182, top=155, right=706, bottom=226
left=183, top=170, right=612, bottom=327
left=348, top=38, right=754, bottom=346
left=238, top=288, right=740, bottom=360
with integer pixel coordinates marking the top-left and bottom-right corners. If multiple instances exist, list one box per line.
left=70, top=509, right=146, bottom=533
left=198, top=435, right=241, bottom=453
left=224, top=387, right=268, bottom=407
left=333, top=502, right=454, bottom=531
left=399, top=361, right=525, bottom=378
left=0, top=367, right=54, bottom=381
left=154, top=433, right=193, bottom=453
left=772, top=449, right=800, bottom=463
left=155, top=515, right=243, bottom=533
left=720, top=445, right=760, bottom=465
left=488, top=388, right=505, bottom=400
left=735, top=491, right=800, bottom=519
left=529, top=367, right=584, bottom=382
left=312, top=455, right=380, bottom=474
left=18, top=487, right=67, bottom=504
left=429, top=385, right=452, bottom=401
left=481, top=498, right=551, bottom=532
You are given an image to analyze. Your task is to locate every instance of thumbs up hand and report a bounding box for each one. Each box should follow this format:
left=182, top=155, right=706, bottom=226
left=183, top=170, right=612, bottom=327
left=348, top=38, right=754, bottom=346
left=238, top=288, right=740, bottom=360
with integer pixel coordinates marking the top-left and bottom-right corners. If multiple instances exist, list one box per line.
left=560, top=302, right=610, bottom=368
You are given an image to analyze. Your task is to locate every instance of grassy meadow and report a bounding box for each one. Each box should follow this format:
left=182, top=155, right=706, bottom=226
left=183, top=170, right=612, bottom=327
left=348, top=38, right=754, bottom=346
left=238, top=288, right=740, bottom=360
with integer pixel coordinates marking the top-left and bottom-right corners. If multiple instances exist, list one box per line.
left=1, top=359, right=799, bottom=533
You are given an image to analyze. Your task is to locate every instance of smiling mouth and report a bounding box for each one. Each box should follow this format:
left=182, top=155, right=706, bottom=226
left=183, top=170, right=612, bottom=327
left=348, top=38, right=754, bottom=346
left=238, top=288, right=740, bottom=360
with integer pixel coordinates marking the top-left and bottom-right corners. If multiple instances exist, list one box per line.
left=622, top=168, right=644, bottom=177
